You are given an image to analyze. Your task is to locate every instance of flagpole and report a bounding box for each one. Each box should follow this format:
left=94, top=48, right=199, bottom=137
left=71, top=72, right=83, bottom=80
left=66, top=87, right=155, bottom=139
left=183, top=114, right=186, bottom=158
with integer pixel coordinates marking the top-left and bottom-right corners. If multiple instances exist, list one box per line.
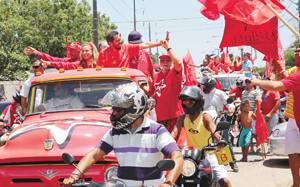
left=266, top=4, right=300, bottom=41
left=284, top=6, right=300, bottom=23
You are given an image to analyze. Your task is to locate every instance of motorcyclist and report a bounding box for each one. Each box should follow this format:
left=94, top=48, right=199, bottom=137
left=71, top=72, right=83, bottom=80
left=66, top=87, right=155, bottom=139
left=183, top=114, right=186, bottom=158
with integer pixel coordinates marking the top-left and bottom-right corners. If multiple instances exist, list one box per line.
left=171, top=86, right=232, bottom=187
left=63, top=83, right=183, bottom=187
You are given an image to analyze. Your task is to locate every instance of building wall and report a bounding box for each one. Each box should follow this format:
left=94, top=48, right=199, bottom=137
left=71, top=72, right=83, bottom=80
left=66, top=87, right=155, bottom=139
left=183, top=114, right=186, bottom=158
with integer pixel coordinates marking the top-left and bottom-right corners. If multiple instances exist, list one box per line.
left=0, top=81, right=23, bottom=101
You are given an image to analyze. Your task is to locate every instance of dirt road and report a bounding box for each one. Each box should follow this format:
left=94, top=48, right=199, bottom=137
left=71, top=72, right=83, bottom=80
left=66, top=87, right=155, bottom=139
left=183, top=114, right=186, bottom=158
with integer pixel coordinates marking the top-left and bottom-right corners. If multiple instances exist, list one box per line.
left=228, top=147, right=292, bottom=187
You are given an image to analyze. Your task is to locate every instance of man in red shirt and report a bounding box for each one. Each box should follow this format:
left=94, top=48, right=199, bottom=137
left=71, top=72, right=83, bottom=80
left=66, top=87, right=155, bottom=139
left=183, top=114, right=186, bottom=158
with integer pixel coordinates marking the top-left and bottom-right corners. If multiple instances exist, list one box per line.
left=153, top=40, right=183, bottom=132
left=97, top=30, right=163, bottom=68
left=261, top=88, right=280, bottom=134
left=250, top=71, right=300, bottom=187
left=23, top=42, right=81, bottom=63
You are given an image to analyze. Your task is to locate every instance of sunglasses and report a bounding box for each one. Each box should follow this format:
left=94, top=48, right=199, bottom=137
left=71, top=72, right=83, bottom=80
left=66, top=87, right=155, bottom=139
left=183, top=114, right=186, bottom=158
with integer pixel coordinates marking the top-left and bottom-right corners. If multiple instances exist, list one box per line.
left=32, top=66, right=40, bottom=69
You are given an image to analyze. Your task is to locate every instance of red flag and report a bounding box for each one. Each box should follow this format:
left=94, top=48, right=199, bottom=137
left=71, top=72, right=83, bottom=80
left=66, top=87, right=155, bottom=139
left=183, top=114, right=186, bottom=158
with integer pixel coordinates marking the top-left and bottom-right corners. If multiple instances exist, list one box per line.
left=198, top=0, right=285, bottom=25
left=220, top=16, right=280, bottom=60
left=255, top=101, right=269, bottom=146
left=183, top=50, right=197, bottom=86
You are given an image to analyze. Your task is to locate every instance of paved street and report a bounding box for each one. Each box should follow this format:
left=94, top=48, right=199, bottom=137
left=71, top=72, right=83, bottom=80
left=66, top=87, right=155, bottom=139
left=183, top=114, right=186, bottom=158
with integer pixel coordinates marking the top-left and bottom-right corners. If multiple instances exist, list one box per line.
left=228, top=147, right=292, bottom=187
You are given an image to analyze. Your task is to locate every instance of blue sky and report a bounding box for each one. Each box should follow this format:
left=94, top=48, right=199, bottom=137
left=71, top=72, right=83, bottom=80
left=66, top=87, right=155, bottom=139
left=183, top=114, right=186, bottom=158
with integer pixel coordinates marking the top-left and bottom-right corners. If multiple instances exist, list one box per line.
left=90, top=0, right=299, bottom=67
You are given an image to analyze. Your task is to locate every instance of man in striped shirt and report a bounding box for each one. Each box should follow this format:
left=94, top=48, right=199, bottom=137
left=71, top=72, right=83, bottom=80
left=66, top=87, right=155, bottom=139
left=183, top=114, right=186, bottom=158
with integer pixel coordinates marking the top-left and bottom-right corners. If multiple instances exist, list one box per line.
left=63, top=83, right=183, bottom=187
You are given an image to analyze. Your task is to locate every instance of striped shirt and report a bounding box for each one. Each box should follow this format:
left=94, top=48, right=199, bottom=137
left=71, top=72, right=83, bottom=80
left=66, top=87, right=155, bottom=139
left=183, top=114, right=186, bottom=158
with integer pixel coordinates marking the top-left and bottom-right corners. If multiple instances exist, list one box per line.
left=97, top=117, right=179, bottom=186
left=242, top=89, right=261, bottom=112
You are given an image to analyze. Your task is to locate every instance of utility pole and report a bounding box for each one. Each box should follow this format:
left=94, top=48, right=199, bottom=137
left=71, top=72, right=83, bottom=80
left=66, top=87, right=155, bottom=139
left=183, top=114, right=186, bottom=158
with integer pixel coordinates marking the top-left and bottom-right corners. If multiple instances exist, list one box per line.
left=92, top=0, right=99, bottom=50
left=298, top=0, right=300, bottom=34
left=133, top=0, right=136, bottom=31
left=148, top=22, right=152, bottom=54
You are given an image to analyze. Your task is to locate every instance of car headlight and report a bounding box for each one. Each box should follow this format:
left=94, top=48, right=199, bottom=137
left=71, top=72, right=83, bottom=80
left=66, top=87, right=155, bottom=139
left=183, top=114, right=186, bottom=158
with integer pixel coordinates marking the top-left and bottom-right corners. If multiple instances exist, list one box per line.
left=271, top=129, right=280, bottom=137
left=182, top=158, right=197, bottom=177
left=104, top=166, right=118, bottom=181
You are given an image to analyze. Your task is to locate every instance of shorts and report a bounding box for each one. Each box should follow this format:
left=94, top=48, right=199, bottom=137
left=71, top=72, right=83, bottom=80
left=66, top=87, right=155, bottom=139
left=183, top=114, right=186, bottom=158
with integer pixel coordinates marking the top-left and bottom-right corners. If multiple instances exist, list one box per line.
left=205, top=153, right=228, bottom=181
left=239, top=127, right=253, bottom=147
left=285, top=118, right=300, bottom=154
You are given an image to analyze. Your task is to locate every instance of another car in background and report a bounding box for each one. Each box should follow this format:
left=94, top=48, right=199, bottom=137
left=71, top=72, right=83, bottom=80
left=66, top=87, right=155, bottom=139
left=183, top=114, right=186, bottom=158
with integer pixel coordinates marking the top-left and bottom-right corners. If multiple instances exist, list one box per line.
left=213, top=73, right=245, bottom=92
left=269, top=122, right=288, bottom=156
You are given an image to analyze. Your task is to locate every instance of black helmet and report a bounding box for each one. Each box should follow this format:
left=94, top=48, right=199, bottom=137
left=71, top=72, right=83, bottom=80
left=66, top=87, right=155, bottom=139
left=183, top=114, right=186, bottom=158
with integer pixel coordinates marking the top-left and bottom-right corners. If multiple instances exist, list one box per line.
left=101, top=83, right=149, bottom=130
left=200, top=76, right=216, bottom=94
left=179, top=86, right=204, bottom=115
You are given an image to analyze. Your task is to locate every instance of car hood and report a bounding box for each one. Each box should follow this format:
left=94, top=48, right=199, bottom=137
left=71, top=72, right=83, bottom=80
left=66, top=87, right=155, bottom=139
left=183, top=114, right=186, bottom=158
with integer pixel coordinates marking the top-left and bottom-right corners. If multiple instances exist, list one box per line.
left=0, top=110, right=116, bottom=164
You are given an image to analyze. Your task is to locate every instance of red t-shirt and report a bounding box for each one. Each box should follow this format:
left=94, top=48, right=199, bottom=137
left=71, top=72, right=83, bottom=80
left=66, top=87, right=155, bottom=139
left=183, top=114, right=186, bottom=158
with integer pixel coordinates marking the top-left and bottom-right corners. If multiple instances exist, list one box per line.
left=154, top=68, right=183, bottom=121
left=281, top=71, right=300, bottom=130
left=229, top=87, right=242, bottom=99
left=96, top=44, right=140, bottom=67
left=261, top=90, right=280, bottom=115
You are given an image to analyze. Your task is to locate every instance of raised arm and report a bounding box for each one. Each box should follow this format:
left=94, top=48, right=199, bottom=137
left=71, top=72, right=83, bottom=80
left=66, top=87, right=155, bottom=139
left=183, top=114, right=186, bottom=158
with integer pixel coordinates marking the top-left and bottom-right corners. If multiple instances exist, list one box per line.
left=250, top=78, right=286, bottom=91
left=160, top=40, right=182, bottom=72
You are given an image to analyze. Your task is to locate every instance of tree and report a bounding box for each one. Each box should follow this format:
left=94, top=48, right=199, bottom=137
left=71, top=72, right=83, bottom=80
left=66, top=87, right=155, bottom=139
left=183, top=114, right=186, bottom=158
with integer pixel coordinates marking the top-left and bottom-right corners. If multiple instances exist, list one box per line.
left=284, top=40, right=300, bottom=68
left=0, top=0, right=116, bottom=80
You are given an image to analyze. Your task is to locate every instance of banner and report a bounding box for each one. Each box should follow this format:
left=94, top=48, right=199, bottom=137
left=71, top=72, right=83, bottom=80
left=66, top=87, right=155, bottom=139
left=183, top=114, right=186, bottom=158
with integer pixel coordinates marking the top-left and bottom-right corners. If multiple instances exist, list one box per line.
left=220, top=16, right=280, bottom=60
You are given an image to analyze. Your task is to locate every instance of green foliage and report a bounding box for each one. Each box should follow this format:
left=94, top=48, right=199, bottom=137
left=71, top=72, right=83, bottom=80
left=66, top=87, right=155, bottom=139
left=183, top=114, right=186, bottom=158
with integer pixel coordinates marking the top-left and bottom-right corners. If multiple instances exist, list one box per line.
left=284, top=49, right=294, bottom=68
left=284, top=40, right=300, bottom=68
left=0, top=0, right=116, bottom=80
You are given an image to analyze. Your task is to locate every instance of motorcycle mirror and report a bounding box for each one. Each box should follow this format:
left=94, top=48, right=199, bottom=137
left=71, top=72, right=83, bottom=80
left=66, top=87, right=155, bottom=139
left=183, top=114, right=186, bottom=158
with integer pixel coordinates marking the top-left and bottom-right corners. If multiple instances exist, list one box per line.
left=62, top=153, right=75, bottom=165
left=156, top=159, right=175, bottom=172
left=215, top=121, right=230, bottom=132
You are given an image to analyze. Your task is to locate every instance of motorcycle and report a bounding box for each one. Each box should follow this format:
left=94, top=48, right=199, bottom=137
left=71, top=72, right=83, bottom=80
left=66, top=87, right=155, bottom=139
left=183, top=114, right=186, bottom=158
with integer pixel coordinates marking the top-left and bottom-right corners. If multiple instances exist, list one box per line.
left=61, top=153, right=175, bottom=187
left=176, top=121, right=232, bottom=187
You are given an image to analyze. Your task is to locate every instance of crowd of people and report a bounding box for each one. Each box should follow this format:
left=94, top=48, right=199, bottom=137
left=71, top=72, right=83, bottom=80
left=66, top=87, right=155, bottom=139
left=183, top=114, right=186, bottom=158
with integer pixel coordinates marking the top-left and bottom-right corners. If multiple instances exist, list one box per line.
left=0, top=29, right=299, bottom=187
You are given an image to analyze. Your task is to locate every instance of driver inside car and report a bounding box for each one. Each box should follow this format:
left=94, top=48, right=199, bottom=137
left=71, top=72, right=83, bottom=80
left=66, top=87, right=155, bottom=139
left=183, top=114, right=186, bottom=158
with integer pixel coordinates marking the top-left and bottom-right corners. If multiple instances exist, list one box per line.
left=63, top=83, right=183, bottom=187
left=171, top=86, right=232, bottom=187
left=37, top=83, right=84, bottom=112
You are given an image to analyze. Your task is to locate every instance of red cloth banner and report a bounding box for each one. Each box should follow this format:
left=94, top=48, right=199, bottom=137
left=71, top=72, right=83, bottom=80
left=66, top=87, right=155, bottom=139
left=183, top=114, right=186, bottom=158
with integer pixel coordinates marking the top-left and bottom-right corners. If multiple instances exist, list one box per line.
left=183, top=50, right=197, bottom=86
left=255, top=101, right=269, bottom=146
left=198, top=0, right=285, bottom=25
left=220, top=16, right=280, bottom=60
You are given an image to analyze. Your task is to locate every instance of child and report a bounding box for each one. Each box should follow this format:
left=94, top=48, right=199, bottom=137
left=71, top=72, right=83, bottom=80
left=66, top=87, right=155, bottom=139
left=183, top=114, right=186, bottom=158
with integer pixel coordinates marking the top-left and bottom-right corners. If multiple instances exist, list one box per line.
left=238, top=100, right=253, bottom=162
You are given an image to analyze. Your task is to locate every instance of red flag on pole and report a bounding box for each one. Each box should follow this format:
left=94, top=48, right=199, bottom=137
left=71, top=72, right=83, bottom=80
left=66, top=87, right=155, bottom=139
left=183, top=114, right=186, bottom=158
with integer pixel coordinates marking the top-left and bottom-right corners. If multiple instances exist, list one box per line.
left=255, top=101, right=269, bottom=146
left=220, top=16, right=280, bottom=60
left=198, top=0, right=285, bottom=25
left=183, top=50, right=197, bottom=86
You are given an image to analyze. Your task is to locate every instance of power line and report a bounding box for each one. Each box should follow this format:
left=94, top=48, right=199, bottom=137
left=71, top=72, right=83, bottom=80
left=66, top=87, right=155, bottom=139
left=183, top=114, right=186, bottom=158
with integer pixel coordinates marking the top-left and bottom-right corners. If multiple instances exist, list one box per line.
left=111, top=17, right=206, bottom=24
left=105, top=0, right=130, bottom=21
left=120, top=0, right=132, bottom=10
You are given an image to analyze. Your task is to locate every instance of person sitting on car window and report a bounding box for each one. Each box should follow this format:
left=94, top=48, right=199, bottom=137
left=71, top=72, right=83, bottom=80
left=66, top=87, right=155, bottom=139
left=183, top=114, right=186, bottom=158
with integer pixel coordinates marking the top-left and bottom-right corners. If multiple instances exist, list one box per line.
left=63, top=83, right=183, bottom=187
left=38, top=83, right=84, bottom=112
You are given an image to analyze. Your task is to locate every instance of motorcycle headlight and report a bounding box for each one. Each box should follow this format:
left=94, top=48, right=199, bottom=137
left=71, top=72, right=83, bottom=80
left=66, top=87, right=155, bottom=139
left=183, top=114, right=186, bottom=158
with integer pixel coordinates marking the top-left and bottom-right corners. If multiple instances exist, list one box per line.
left=104, top=166, right=118, bottom=181
left=182, top=158, right=197, bottom=177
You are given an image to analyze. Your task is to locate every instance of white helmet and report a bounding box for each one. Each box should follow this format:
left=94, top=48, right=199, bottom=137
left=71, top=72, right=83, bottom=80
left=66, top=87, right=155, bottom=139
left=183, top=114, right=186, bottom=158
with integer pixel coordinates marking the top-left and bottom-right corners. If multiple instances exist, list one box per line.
left=101, top=83, right=149, bottom=130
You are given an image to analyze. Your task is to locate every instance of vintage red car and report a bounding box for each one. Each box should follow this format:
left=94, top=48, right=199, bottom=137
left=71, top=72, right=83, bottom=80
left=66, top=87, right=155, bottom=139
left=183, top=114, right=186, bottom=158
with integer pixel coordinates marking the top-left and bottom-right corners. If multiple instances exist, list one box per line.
left=0, top=68, right=148, bottom=186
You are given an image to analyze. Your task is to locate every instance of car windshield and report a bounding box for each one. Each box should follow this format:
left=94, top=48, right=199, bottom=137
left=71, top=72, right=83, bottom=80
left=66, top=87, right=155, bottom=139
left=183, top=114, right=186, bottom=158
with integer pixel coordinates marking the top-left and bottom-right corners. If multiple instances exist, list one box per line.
left=28, top=79, right=132, bottom=114
left=215, top=77, right=238, bottom=91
